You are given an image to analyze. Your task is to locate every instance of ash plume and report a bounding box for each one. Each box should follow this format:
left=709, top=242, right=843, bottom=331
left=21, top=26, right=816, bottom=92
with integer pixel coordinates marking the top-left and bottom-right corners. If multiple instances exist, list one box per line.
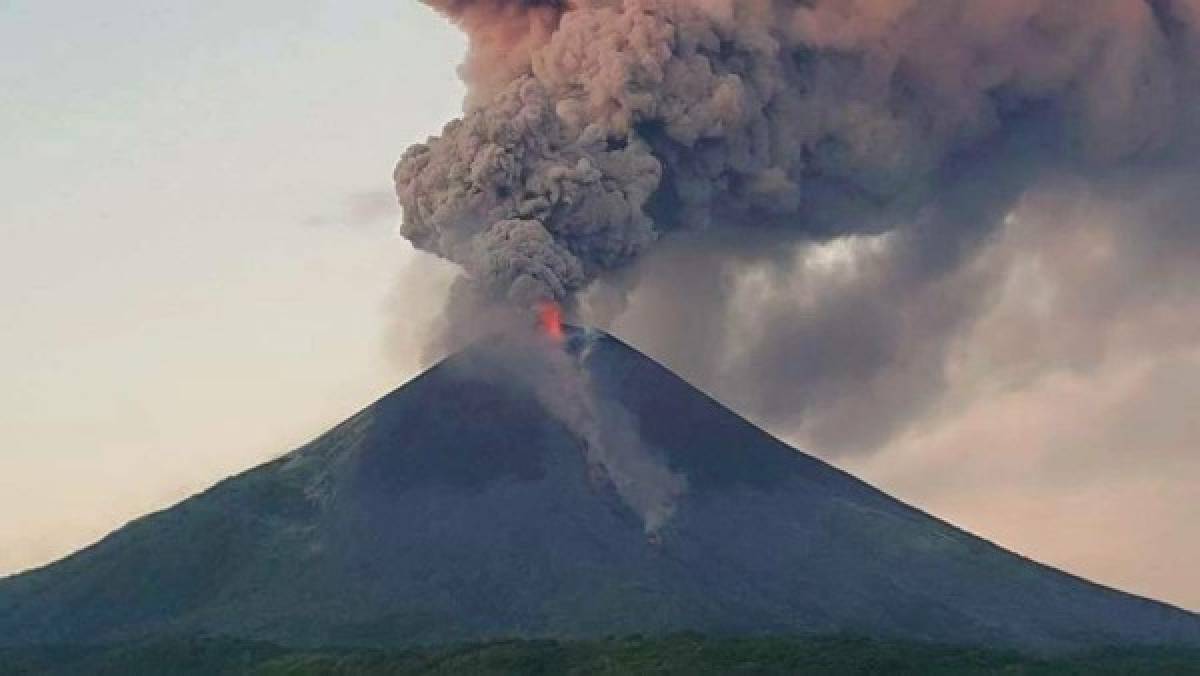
left=399, top=0, right=1200, bottom=454
left=423, top=0, right=572, bottom=105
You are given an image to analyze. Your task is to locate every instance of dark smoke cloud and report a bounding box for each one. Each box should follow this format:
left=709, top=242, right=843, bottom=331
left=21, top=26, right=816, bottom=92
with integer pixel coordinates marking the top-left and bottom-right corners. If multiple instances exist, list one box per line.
left=399, top=0, right=1200, bottom=454
left=611, top=161, right=1200, bottom=455
left=400, top=0, right=1197, bottom=306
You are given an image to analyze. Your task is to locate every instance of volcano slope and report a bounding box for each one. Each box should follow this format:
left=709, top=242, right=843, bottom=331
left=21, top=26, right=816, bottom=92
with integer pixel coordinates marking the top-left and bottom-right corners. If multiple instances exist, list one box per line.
left=0, top=330, right=1196, bottom=654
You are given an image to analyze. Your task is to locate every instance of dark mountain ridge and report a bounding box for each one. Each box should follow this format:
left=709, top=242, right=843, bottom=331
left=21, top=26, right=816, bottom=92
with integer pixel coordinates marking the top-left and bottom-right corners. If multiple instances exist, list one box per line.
left=1, top=330, right=1197, bottom=653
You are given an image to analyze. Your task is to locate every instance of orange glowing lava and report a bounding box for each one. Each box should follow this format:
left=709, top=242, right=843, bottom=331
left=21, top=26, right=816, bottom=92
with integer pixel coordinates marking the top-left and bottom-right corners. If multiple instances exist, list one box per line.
left=537, top=301, right=565, bottom=342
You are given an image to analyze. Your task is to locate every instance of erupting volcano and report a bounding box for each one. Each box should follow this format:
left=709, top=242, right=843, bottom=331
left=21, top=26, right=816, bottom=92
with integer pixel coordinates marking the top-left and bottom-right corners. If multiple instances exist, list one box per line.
left=4, top=1, right=1200, bottom=669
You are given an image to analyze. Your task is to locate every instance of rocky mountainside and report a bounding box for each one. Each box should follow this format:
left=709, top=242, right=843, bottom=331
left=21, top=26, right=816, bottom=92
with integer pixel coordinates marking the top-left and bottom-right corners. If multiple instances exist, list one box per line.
left=1, top=330, right=1196, bottom=653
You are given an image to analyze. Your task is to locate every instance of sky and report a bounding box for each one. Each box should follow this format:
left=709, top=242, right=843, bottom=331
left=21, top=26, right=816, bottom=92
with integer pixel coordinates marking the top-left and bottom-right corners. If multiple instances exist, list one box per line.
left=0, top=0, right=460, bottom=575
left=1, top=2, right=1196, bottom=612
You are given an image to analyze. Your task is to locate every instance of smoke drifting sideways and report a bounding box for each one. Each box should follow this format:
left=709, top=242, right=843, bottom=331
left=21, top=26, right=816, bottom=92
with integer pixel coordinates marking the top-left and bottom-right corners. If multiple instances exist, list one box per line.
left=398, top=0, right=1200, bottom=455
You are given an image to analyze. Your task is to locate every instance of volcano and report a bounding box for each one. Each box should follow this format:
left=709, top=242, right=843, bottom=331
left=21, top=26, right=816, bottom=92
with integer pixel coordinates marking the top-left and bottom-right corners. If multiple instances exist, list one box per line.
left=1, top=330, right=1197, bottom=654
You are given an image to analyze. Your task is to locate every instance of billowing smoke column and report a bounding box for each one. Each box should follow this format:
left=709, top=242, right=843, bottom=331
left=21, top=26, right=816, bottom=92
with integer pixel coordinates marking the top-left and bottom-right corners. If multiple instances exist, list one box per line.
left=398, top=0, right=1199, bottom=332
left=399, top=0, right=1200, bottom=473
left=423, top=0, right=572, bottom=105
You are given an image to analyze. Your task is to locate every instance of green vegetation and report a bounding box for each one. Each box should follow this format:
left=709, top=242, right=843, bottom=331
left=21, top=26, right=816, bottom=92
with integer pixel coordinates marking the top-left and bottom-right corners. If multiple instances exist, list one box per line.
left=3, top=634, right=1198, bottom=675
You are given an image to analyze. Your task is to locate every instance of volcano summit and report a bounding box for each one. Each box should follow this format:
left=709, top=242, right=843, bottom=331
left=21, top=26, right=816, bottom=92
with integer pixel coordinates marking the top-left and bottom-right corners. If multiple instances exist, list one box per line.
left=0, top=330, right=1197, bottom=653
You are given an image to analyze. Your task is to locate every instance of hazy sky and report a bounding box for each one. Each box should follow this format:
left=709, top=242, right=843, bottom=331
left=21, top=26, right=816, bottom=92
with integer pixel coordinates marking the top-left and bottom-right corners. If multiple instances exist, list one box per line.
left=0, top=0, right=460, bottom=575
left=2, top=2, right=1196, bottom=613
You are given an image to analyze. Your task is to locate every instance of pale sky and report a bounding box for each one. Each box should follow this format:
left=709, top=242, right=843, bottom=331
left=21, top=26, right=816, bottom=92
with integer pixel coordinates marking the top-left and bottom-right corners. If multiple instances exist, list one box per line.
left=1, top=0, right=460, bottom=574
left=1, top=2, right=1196, bottom=613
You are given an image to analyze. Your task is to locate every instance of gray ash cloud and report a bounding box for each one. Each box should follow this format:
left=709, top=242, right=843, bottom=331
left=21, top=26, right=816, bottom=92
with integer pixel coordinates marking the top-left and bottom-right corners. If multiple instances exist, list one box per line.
left=398, top=0, right=1200, bottom=454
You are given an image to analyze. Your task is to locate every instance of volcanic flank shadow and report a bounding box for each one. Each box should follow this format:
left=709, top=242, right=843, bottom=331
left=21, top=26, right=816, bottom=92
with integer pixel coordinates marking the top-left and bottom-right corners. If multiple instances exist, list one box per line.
left=342, top=322, right=866, bottom=550
left=346, top=345, right=557, bottom=496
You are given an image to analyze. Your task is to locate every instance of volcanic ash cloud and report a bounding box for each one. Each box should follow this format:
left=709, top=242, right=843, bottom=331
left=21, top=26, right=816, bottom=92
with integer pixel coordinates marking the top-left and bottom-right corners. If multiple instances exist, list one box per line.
left=398, top=0, right=1197, bottom=321
left=399, top=0, right=1200, bottom=458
